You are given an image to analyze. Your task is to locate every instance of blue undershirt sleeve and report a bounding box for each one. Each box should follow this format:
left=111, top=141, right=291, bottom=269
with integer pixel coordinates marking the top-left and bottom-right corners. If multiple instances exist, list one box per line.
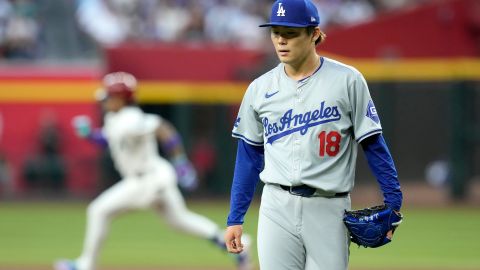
left=361, top=134, right=403, bottom=211
left=227, top=140, right=264, bottom=226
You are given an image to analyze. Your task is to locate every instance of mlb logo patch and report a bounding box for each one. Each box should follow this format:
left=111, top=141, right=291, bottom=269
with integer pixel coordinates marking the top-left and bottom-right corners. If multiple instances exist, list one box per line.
left=366, top=100, right=380, bottom=124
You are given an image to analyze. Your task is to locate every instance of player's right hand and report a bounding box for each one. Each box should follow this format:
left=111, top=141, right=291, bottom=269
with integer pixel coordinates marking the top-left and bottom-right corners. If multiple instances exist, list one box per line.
left=225, top=225, right=244, bottom=254
left=71, top=115, right=92, bottom=138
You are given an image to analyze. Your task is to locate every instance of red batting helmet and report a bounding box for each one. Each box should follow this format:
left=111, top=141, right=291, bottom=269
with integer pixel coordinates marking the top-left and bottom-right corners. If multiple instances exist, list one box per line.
left=95, top=71, right=137, bottom=103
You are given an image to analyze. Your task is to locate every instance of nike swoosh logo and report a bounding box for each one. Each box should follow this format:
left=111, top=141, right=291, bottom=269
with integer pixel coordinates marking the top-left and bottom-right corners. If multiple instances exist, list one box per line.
left=265, top=90, right=279, bottom=99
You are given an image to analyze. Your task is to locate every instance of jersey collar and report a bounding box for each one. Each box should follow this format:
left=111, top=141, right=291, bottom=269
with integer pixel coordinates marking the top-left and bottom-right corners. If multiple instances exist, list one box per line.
left=298, top=56, right=324, bottom=83
left=280, top=56, right=325, bottom=83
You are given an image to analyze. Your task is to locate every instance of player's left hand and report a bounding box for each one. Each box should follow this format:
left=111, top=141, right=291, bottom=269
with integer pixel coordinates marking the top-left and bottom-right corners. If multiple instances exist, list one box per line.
left=343, top=205, right=403, bottom=248
left=172, top=155, right=198, bottom=191
left=386, top=209, right=402, bottom=240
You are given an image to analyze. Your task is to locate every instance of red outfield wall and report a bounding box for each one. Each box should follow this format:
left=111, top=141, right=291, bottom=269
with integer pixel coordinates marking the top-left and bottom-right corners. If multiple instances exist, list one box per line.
left=0, top=67, right=102, bottom=195
left=321, top=0, right=480, bottom=58
left=0, top=103, right=100, bottom=194
left=0, top=52, right=257, bottom=195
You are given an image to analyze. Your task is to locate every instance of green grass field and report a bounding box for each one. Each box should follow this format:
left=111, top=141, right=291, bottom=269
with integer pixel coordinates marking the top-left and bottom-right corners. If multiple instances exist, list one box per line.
left=0, top=201, right=479, bottom=269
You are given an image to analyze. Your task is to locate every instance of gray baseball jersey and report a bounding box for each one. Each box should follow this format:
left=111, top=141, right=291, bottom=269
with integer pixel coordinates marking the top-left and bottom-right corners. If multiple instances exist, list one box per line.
left=232, top=57, right=382, bottom=193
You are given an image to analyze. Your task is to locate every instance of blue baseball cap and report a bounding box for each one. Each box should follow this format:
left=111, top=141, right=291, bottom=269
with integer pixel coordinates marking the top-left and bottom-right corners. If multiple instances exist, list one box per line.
left=259, top=0, right=320, bottom=28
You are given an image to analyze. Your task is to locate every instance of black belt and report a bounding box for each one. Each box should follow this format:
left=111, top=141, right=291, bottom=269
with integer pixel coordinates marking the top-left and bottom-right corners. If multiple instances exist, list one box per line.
left=279, top=184, right=349, bottom=198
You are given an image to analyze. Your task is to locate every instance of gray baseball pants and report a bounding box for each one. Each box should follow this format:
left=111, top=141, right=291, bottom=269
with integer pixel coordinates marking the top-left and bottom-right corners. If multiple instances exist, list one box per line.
left=257, top=184, right=351, bottom=270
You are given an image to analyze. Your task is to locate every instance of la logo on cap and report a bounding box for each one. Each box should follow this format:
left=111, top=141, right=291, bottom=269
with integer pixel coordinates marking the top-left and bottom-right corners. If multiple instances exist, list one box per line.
left=277, top=2, right=285, bottom=16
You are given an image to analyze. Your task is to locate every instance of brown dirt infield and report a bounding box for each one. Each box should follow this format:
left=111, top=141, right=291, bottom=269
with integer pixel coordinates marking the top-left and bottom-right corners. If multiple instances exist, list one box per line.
left=350, top=181, right=480, bottom=207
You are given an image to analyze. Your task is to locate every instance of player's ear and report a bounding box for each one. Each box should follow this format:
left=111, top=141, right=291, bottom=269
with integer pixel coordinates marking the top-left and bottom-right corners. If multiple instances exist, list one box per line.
left=309, top=27, right=321, bottom=44
left=314, top=27, right=327, bottom=45
left=315, top=27, right=322, bottom=42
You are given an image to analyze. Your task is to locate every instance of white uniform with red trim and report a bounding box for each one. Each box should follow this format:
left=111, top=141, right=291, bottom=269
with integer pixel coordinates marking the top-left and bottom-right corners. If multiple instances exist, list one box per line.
left=73, top=106, right=222, bottom=270
left=232, top=57, right=382, bottom=270
left=103, top=107, right=171, bottom=183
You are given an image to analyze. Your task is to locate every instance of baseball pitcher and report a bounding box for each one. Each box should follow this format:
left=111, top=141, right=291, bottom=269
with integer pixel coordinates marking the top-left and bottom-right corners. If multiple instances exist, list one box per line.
left=224, top=1, right=403, bottom=270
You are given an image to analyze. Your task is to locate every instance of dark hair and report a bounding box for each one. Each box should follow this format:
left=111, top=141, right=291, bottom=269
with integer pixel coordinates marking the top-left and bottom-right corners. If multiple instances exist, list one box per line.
left=306, top=26, right=326, bottom=45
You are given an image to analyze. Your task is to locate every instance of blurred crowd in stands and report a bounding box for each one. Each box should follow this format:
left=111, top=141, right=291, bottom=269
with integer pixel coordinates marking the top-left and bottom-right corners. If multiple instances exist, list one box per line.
left=0, top=0, right=431, bottom=60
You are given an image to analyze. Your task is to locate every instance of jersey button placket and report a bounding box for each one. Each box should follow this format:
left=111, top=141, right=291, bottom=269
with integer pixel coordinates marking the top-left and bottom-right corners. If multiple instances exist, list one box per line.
left=294, top=138, right=301, bottom=177
left=292, top=127, right=300, bottom=182
left=296, top=83, right=303, bottom=103
left=293, top=83, right=303, bottom=182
